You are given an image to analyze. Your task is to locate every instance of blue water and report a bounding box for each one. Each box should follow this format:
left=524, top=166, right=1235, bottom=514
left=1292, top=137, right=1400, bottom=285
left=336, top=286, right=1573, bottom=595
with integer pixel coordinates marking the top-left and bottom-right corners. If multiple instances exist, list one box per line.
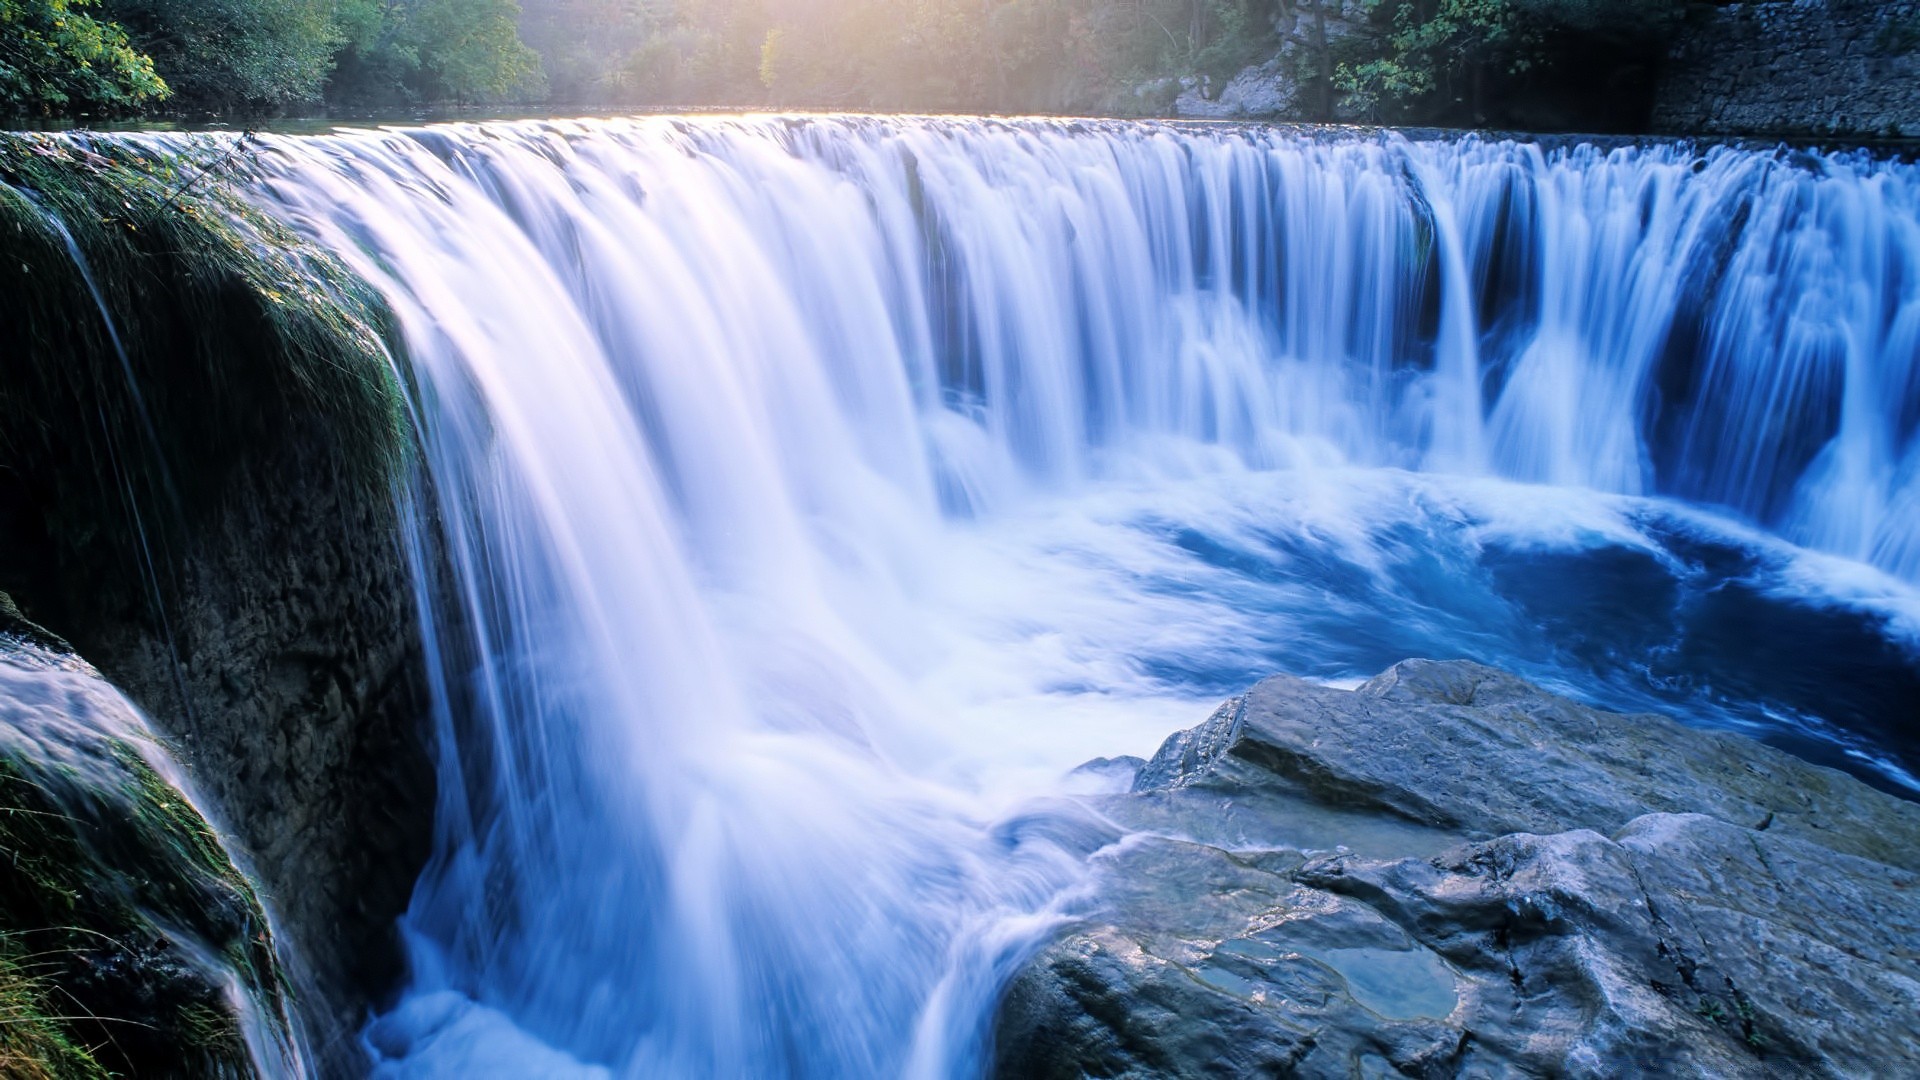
left=161, top=115, right=1920, bottom=1075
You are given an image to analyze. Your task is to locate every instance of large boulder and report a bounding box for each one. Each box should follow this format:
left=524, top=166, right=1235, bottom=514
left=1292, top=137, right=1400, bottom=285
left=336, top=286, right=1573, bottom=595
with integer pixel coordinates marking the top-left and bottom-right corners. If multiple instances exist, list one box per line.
left=1171, top=1, right=1364, bottom=122
left=995, top=660, right=1920, bottom=1078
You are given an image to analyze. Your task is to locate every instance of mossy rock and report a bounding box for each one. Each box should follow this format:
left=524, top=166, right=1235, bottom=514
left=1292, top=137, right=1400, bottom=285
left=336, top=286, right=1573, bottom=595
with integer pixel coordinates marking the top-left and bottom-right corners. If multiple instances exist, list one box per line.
left=0, top=615, right=293, bottom=1078
left=0, top=131, right=409, bottom=623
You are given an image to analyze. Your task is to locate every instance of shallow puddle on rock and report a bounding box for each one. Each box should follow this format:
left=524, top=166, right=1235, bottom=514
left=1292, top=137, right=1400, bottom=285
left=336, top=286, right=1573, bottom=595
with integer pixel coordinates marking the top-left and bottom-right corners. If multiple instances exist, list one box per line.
left=1313, top=946, right=1457, bottom=1020
left=1192, top=963, right=1263, bottom=997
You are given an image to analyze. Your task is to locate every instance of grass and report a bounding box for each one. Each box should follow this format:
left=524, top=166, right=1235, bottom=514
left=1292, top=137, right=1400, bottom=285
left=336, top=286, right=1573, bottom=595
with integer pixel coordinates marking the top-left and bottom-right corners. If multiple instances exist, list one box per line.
left=0, top=932, right=111, bottom=1080
left=0, top=733, right=289, bottom=1077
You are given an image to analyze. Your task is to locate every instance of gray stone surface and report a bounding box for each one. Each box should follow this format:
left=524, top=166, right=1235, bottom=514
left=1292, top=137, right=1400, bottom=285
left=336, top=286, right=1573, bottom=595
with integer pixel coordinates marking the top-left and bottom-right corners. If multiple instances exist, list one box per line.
left=1172, top=1, right=1362, bottom=121
left=995, top=660, right=1920, bottom=1078
left=1653, top=0, right=1920, bottom=137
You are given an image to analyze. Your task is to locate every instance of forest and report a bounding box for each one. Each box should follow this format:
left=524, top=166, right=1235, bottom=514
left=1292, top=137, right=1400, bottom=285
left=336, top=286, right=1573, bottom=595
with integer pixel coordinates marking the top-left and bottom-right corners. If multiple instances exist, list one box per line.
left=0, top=0, right=1691, bottom=130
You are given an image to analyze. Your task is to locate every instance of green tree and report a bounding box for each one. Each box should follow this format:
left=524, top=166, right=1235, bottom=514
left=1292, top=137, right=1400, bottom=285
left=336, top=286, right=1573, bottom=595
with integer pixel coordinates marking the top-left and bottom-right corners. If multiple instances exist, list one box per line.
left=1335, top=0, right=1682, bottom=125
left=519, top=0, right=650, bottom=104
left=328, top=0, right=544, bottom=106
left=0, top=0, right=167, bottom=115
left=409, top=0, right=542, bottom=100
left=98, top=0, right=339, bottom=112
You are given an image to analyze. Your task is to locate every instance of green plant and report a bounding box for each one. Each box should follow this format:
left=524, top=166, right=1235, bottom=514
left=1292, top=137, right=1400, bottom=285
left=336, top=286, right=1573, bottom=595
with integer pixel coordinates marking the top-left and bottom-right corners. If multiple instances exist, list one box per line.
left=0, top=731, right=287, bottom=1077
left=0, top=0, right=167, bottom=116
left=1334, top=0, right=1684, bottom=124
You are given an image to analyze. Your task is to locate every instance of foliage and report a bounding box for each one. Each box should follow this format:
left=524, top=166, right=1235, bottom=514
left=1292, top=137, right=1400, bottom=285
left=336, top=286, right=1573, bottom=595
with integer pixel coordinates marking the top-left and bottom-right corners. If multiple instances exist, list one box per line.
left=3, top=0, right=549, bottom=116
left=1335, top=0, right=1684, bottom=124
left=0, top=934, right=109, bottom=1080
left=2, top=0, right=1690, bottom=121
left=330, top=0, right=545, bottom=105
left=588, top=0, right=1273, bottom=114
left=518, top=0, right=651, bottom=103
left=0, top=0, right=166, bottom=116
left=0, top=731, right=283, bottom=1076
left=97, top=0, right=339, bottom=112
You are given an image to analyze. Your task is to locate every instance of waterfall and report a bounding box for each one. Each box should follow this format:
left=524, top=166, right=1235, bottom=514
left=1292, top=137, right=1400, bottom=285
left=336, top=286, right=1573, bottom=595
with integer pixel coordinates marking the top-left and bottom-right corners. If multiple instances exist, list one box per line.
left=203, top=116, right=1920, bottom=1075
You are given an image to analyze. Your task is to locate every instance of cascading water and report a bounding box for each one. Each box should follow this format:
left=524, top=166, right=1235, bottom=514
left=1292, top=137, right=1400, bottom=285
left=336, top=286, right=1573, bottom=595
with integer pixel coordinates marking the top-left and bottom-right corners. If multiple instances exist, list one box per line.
left=201, top=116, right=1919, bottom=1076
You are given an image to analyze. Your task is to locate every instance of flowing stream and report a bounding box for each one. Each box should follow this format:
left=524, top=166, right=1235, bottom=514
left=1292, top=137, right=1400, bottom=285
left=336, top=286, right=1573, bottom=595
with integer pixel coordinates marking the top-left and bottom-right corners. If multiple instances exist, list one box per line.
left=203, top=116, right=1920, bottom=1076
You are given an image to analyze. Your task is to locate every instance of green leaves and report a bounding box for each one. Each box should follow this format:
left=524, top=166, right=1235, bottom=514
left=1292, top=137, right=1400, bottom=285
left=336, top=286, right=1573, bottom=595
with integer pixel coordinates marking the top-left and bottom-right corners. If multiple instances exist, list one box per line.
left=98, top=0, right=342, bottom=111
left=0, top=0, right=168, bottom=116
left=331, top=0, right=547, bottom=107
left=1334, top=0, right=1684, bottom=123
left=405, top=0, right=544, bottom=102
left=4, top=0, right=551, bottom=117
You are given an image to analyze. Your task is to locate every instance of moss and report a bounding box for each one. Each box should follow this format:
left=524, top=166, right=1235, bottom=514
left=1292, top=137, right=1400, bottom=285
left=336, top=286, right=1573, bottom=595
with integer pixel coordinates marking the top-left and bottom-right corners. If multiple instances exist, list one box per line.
left=0, top=725, right=287, bottom=1077
left=0, top=131, right=408, bottom=624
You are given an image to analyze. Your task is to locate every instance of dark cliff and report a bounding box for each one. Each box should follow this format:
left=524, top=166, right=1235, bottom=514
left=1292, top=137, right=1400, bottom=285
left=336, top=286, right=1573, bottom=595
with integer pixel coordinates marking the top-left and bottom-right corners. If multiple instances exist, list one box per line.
left=0, top=134, right=435, bottom=1071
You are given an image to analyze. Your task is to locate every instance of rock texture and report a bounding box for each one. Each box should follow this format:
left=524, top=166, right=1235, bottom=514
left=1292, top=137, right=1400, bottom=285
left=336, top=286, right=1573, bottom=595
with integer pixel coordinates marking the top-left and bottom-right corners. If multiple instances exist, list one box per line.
left=0, top=138, right=437, bottom=1072
left=1172, top=1, right=1362, bottom=121
left=65, top=437, right=436, bottom=1071
left=995, top=660, right=1920, bottom=1078
left=1653, top=0, right=1920, bottom=137
left=0, top=626, right=299, bottom=1078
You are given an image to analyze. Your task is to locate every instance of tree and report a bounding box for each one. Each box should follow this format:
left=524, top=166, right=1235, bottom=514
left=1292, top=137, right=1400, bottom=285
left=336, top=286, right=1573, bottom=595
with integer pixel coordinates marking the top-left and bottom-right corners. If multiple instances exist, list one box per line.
left=408, top=0, right=543, bottom=101
left=1335, top=0, right=1683, bottom=126
left=98, top=0, right=339, bottom=112
left=328, top=0, right=544, bottom=107
left=0, top=0, right=167, bottom=115
left=518, top=0, right=650, bottom=104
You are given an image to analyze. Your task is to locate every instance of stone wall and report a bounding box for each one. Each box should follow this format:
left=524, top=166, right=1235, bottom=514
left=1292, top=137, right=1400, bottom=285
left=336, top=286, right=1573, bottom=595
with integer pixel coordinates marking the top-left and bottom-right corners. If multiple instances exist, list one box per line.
left=1652, top=0, right=1920, bottom=137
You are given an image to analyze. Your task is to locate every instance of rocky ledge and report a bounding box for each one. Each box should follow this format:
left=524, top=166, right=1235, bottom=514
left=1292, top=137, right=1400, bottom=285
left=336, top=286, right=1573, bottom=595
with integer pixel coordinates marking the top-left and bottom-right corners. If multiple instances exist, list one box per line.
left=0, top=617, right=295, bottom=1077
left=995, top=660, right=1920, bottom=1078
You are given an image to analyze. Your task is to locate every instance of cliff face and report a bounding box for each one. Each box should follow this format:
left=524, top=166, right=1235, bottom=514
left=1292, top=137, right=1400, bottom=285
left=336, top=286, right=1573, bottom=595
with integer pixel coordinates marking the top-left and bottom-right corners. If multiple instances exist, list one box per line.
left=67, top=435, right=436, bottom=1071
left=0, top=135, right=436, bottom=1073
left=1653, top=0, right=1918, bottom=138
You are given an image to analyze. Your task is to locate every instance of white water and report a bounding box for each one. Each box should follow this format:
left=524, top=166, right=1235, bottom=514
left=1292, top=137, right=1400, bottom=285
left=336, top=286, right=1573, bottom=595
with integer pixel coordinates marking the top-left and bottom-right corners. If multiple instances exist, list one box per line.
left=214, top=116, right=1920, bottom=1076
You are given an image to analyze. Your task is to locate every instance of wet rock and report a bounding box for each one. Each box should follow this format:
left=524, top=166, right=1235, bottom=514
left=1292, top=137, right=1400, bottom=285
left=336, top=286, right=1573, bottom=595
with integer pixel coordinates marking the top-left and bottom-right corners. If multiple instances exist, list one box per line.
left=66, top=437, right=436, bottom=1068
left=1170, top=1, right=1363, bottom=123
left=0, top=140, right=435, bottom=1071
left=996, top=660, right=1920, bottom=1078
left=0, top=628, right=297, bottom=1078
left=1173, top=57, right=1302, bottom=121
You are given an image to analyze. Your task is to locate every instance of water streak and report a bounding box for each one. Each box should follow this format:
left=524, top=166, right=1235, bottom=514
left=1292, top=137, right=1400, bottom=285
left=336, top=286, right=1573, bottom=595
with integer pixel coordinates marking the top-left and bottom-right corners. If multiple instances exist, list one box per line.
left=182, top=116, right=1920, bottom=1076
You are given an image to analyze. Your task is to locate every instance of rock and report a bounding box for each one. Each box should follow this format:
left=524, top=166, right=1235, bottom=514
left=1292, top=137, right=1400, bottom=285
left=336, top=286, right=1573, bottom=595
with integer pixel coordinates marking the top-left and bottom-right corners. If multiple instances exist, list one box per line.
left=1174, top=56, right=1302, bottom=121
left=0, top=627, right=298, bottom=1077
left=1165, top=1, right=1368, bottom=123
left=65, top=435, right=436, bottom=1070
left=996, top=660, right=1920, bottom=1078
left=1064, top=754, right=1146, bottom=793
left=0, top=141, right=436, bottom=1071
left=1653, top=0, right=1920, bottom=138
